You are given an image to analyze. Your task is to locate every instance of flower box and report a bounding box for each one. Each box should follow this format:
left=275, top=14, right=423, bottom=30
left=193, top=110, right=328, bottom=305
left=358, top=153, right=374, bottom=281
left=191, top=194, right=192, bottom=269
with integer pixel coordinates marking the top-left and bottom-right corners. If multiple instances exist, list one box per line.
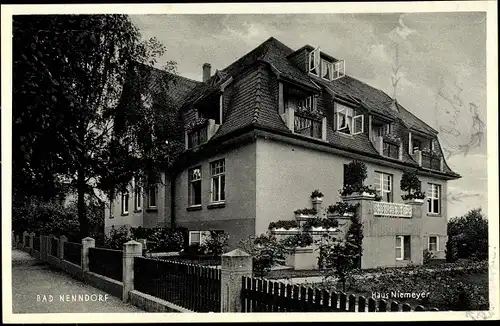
left=295, top=213, right=310, bottom=219
left=403, top=198, right=425, bottom=205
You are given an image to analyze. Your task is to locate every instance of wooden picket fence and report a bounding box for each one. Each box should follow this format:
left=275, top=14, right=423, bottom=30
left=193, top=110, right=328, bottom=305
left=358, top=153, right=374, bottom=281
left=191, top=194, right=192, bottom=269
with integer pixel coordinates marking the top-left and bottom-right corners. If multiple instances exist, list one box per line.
left=241, top=277, right=438, bottom=312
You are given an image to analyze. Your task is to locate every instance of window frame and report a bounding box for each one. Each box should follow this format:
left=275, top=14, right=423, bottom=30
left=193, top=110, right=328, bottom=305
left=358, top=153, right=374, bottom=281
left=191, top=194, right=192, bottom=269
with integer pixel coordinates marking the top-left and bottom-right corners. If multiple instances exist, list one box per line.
left=374, top=171, right=393, bottom=202
left=147, top=186, right=157, bottom=209
left=332, top=60, right=346, bottom=80
left=428, top=235, right=439, bottom=251
left=210, top=159, right=226, bottom=203
left=134, top=185, right=142, bottom=211
left=308, top=48, right=320, bottom=76
left=335, top=103, right=363, bottom=135
left=383, top=142, right=400, bottom=159
left=188, top=231, right=209, bottom=246
left=427, top=183, right=441, bottom=215
left=121, top=192, right=129, bottom=215
left=188, top=166, right=202, bottom=207
left=395, top=235, right=404, bottom=260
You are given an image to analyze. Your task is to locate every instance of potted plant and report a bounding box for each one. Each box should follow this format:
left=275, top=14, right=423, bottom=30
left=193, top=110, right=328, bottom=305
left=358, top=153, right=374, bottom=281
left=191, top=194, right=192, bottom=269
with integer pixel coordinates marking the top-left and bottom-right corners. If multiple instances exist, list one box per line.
left=294, top=208, right=317, bottom=219
left=340, top=161, right=376, bottom=198
left=310, top=189, right=324, bottom=203
left=400, top=170, right=426, bottom=204
left=268, top=220, right=300, bottom=232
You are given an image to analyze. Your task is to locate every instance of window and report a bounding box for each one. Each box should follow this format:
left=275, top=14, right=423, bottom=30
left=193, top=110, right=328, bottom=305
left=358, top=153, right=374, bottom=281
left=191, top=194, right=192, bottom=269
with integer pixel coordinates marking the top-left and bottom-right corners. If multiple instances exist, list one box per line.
left=210, top=159, right=225, bottom=202
left=121, top=192, right=129, bottom=215
left=335, top=103, right=363, bottom=135
left=332, top=60, right=345, bottom=80
left=189, top=231, right=209, bottom=246
left=134, top=185, right=142, bottom=211
left=427, top=183, right=441, bottom=214
left=396, top=235, right=411, bottom=260
left=428, top=236, right=439, bottom=251
left=188, top=167, right=202, bottom=206
left=321, top=59, right=333, bottom=80
left=308, top=48, right=320, bottom=76
left=383, top=142, right=400, bottom=159
left=148, top=187, right=157, bottom=208
left=374, top=172, right=393, bottom=202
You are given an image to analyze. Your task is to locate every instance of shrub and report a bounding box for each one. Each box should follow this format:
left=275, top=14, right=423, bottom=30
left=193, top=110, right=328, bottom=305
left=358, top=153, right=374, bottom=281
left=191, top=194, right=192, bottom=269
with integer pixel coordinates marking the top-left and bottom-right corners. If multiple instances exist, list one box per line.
left=268, top=220, right=299, bottom=230
left=339, top=184, right=378, bottom=197
left=310, top=189, right=324, bottom=198
left=293, top=208, right=317, bottom=215
left=104, top=226, right=132, bottom=250
left=344, top=160, right=367, bottom=187
left=447, top=208, right=488, bottom=261
left=238, top=233, right=287, bottom=276
left=184, top=243, right=207, bottom=257
left=423, top=249, right=436, bottom=265
left=326, top=202, right=359, bottom=215
left=400, top=170, right=426, bottom=200
left=200, top=230, right=229, bottom=257
left=280, top=233, right=313, bottom=249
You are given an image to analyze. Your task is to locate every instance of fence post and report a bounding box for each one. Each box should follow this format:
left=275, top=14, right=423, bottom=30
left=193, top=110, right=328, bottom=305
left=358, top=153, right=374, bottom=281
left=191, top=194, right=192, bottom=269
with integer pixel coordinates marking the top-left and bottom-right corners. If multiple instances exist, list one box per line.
left=221, top=249, right=253, bottom=313
left=82, top=237, right=95, bottom=272
left=40, top=235, right=48, bottom=261
left=29, top=232, right=35, bottom=250
left=59, top=235, right=68, bottom=260
left=22, top=231, right=28, bottom=247
left=122, top=240, right=142, bottom=303
left=15, top=234, right=20, bottom=245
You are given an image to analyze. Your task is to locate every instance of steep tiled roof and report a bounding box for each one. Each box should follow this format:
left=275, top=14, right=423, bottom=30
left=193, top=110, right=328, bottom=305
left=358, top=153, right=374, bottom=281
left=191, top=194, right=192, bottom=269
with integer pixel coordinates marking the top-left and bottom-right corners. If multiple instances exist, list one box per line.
left=183, top=37, right=319, bottom=109
left=136, top=62, right=202, bottom=108
left=212, top=65, right=290, bottom=140
left=397, top=103, right=438, bottom=135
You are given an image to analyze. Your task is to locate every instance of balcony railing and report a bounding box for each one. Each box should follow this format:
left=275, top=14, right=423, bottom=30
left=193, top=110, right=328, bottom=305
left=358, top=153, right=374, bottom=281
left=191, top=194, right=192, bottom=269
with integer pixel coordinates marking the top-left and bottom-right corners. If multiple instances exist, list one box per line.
left=373, top=201, right=412, bottom=218
left=411, top=150, right=443, bottom=171
left=294, top=113, right=322, bottom=139
left=186, top=119, right=220, bottom=149
left=281, top=107, right=327, bottom=141
left=421, top=152, right=442, bottom=170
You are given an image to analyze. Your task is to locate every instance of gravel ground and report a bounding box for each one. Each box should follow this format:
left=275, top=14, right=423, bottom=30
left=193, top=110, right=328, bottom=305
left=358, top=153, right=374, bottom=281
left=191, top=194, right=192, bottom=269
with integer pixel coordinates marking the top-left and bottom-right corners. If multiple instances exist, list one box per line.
left=11, top=249, right=144, bottom=314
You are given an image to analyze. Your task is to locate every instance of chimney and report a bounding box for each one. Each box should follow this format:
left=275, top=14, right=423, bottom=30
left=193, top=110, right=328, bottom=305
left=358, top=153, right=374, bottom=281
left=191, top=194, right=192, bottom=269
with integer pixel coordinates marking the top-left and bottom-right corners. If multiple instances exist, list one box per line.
left=202, top=63, right=211, bottom=83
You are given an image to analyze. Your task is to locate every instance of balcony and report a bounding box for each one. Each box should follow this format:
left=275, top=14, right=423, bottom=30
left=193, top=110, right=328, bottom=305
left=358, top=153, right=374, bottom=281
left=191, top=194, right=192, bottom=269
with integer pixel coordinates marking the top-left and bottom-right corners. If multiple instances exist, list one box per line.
left=370, top=135, right=402, bottom=160
left=281, top=107, right=327, bottom=141
left=373, top=201, right=413, bottom=218
left=185, top=118, right=220, bottom=149
left=411, top=150, right=443, bottom=171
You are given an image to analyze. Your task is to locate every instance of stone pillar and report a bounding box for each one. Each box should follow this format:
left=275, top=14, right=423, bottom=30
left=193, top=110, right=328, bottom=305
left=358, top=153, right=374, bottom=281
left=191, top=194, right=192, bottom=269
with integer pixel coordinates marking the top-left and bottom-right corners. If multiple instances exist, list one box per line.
left=29, top=232, right=35, bottom=249
left=122, top=240, right=143, bottom=302
left=82, top=237, right=95, bottom=272
left=137, top=239, right=147, bottom=256
left=22, top=231, right=28, bottom=247
left=15, top=234, right=20, bottom=246
left=221, top=249, right=253, bottom=313
left=59, top=235, right=68, bottom=260
left=40, top=235, right=48, bottom=261
left=312, top=197, right=323, bottom=214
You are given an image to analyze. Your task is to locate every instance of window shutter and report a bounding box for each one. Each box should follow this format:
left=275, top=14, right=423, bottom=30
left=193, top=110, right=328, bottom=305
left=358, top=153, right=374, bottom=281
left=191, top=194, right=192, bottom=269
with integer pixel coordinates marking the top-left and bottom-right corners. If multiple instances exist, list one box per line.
left=352, top=114, right=364, bottom=134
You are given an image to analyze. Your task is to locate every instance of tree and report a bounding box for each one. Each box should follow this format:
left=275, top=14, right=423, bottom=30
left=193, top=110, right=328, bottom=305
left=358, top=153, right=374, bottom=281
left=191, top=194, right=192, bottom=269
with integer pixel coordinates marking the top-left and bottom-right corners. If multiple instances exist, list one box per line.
left=400, top=170, right=426, bottom=200
left=13, top=15, right=177, bottom=238
left=446, top=208, right=488, bottom=261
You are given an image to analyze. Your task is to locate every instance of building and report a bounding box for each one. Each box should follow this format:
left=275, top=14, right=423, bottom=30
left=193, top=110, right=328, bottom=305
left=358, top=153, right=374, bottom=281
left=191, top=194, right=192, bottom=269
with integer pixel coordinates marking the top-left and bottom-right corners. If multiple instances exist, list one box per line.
left=104, top=37, right=460, bottom=268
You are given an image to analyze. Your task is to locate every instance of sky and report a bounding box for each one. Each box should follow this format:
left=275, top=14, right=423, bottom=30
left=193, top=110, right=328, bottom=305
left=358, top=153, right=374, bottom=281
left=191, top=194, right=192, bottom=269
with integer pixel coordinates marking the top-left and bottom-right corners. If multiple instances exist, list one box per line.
left=130, top=12, right=488, bottom=218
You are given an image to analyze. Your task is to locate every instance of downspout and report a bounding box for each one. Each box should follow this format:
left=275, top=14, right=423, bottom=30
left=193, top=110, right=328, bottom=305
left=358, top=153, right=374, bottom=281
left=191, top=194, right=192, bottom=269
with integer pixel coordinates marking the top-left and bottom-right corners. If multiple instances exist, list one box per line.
left=170, top=171, right=176, bottom=228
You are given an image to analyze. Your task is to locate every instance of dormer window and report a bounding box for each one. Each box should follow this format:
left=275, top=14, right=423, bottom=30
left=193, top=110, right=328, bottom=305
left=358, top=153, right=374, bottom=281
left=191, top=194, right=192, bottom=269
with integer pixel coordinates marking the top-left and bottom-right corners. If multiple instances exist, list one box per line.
left=308, top=48, right=320, bottom=76
left=298, top=96, right=314, bottom=110
left=335, top=103, right=364, bottom=135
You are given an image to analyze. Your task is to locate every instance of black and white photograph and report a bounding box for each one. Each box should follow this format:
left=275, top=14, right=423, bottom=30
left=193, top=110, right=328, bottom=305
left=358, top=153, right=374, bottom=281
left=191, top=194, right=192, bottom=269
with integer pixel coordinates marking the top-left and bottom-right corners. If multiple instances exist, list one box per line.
left=2, top=1, right=498, bottom=322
